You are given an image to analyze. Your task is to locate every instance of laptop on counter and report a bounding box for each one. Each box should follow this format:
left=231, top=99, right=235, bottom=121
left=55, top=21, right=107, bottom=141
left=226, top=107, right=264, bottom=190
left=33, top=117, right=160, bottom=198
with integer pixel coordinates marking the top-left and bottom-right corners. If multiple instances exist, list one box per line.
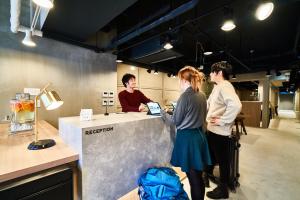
left=146, top=102, right=161, bottom=116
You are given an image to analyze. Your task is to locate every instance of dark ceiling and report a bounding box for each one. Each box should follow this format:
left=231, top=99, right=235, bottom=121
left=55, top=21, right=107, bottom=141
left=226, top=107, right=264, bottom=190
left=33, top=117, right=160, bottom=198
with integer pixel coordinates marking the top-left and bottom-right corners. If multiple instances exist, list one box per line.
left=42, top=0, right=300, bottom=76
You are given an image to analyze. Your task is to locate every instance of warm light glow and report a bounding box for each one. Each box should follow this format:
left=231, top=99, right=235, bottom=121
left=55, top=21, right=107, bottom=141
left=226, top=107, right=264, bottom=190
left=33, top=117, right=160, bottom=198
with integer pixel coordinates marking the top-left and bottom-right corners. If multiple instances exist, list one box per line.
left=221, top=20, right=236, bottom=31
left=46, top=101, right=64, bottom=110
left=154, top=70, right=159, bottom=75
left=116, top=59, right=123, bottom=63
left=22, top=30, right=36, bottom=47
left=33, top=0, right=54, bottom=9
left=41, top=91, right=64, bottom=110
left=130, top=66, right=136, bottom=70
left=163, top=42, right=173, bottom=50
left=22, top=39, right=36, bottom=47
left=204, top=51, right=213, bottom=56
left=255, top=2, right=274, bottom=21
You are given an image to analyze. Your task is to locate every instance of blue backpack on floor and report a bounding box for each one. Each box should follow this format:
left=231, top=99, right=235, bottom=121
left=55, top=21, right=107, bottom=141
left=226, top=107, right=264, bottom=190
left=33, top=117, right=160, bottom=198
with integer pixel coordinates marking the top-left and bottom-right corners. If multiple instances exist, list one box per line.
left=138, top=167, right=189, bottom=200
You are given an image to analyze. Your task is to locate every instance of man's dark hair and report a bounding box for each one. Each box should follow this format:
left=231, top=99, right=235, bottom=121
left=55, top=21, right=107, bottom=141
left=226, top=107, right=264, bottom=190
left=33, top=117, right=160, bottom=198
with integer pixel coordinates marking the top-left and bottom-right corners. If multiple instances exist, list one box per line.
left=211, top=61, right=232, bottom=80
left=122, top=73, right=136, bottom=87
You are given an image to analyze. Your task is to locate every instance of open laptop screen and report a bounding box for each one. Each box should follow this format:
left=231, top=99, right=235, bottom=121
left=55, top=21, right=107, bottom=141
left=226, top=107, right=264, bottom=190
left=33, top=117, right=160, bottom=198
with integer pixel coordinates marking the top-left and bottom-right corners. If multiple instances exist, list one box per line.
left=146, top=102, right=161, bottom=115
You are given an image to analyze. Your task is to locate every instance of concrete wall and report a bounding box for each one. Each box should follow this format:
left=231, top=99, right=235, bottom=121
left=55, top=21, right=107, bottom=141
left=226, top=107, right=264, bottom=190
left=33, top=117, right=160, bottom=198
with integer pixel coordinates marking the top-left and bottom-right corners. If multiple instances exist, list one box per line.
left=0, top=2, right=117, bottom=127
left=270, top=88, right=278, bottom=106
left=295, top=89, right=300, bottom=122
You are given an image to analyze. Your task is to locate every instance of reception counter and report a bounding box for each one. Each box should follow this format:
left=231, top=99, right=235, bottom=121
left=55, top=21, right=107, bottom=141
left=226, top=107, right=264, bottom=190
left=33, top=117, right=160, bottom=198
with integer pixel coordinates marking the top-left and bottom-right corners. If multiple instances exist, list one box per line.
left=59, top=112, right=174, bottom=200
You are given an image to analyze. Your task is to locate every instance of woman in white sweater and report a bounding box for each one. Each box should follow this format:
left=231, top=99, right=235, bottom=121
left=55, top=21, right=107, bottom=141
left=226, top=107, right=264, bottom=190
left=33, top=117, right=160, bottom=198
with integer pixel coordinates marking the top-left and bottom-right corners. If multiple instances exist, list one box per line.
left=206, top=61, right=242, bottom=199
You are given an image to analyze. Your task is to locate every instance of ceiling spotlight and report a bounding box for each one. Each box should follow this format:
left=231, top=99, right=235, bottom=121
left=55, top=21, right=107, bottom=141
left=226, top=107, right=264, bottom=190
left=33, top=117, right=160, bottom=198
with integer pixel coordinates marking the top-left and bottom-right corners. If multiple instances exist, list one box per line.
left=204, top=51, right=213, bottom=56
left=171, top=74, right=176, bottom=78
left=116, top=59, right=123, bottom=63
left=154, top=69, right=159, bottom=75
left=163, top=42, right=173, bottom=50
left=232, top=74, right=236, bottom=79
left=22, top=30, right=36, bottom=47
left=167, top=73, right=171, bottom=77
left=147, top=69, right=151, bottom=73
left=255, top=2, right=274, bottom=21
left=130, top=66, right=136, bottom=71
left=221, top=20, right=236, bottom=31
left=33, top=0, right=54, bottom=9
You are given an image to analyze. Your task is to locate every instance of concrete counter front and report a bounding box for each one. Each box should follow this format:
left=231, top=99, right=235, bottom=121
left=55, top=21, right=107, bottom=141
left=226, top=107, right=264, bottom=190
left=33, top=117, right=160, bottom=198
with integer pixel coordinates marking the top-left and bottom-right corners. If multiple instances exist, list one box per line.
left=59, top=112, right=174, bottom=200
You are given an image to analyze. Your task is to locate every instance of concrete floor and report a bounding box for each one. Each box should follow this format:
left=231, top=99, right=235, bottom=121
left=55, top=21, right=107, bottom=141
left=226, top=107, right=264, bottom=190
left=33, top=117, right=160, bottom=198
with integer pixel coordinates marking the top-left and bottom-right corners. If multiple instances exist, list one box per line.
left=183, top=112, right=300, bottom=200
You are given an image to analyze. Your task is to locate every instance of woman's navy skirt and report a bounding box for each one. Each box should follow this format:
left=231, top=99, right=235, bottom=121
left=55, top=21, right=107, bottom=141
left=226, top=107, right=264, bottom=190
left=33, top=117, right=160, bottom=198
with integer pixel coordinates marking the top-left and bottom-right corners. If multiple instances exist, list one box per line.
left=170, top=128, right=211, bottom=172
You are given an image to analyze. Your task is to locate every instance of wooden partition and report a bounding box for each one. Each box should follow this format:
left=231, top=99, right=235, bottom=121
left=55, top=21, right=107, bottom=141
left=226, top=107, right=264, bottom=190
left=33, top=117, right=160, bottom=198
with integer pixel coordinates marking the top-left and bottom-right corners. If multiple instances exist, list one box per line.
left=241, top=101, right=262, bottom=127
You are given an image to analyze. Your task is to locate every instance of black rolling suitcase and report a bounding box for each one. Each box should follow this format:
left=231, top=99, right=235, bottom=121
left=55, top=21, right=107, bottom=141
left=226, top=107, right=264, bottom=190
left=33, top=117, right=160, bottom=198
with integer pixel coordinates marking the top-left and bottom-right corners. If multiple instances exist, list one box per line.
left=228, top=133, right=241, bottom=192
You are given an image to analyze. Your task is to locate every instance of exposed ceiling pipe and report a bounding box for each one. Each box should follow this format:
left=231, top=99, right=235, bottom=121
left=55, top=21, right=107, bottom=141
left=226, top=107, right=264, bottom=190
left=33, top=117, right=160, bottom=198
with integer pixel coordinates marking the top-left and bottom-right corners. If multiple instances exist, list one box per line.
left=108, top=0, right=199, bottom=49
left=10, top=0, right=20, bottom=33
left=192, top=25, right=251, bottom=72
left=293, top=19, right=300, bottom=55
left=118, top=5, right=170, bottom=39
left=10, top=0, right=43, bottom=37
left=115, top=2, right=229, bottom=54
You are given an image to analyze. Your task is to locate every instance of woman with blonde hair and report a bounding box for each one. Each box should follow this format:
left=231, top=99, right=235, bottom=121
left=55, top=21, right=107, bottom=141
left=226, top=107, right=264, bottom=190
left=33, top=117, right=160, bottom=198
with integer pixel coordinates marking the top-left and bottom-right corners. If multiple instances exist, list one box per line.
left=161, top=66, right=211, bottom=200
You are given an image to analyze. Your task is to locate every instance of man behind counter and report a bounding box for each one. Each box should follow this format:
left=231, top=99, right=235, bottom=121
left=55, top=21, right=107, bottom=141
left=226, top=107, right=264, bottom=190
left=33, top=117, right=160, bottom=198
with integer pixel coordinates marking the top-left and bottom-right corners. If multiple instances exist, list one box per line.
left=118, top=73, right=151, bottom=112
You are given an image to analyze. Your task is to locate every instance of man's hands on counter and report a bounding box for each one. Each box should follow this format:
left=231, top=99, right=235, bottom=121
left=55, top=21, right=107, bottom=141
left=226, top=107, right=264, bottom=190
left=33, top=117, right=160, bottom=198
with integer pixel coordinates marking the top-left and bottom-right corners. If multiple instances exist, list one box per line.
left=139, top=104, right=145, bottom=112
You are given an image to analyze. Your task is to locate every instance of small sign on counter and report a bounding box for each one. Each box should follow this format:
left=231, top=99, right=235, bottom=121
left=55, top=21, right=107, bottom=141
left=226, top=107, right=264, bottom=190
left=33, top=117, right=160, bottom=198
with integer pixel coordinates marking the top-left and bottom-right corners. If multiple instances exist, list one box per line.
left=80, top=109, right=93, bottom=121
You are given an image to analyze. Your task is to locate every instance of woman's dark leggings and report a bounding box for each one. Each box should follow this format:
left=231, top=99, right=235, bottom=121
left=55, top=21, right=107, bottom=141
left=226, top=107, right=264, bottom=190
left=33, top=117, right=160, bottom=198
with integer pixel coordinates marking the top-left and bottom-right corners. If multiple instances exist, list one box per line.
left=186, top=169, right=205, bottom=200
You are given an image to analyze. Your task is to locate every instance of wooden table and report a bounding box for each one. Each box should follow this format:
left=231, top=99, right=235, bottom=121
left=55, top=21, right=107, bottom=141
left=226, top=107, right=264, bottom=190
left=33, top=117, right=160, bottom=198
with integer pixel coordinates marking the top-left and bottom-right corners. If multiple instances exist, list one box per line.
left=0, top=120, right=79, bottom=183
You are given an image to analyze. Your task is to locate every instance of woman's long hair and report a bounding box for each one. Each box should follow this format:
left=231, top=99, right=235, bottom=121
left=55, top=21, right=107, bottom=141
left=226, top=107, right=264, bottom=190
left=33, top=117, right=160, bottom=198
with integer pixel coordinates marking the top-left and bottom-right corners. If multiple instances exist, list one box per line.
left=178, top=66, right=205, bottom=92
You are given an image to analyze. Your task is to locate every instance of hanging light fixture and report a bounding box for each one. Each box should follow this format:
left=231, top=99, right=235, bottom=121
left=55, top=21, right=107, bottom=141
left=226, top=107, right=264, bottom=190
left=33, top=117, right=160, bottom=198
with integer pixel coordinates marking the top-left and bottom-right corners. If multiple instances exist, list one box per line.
left=130, top=66, right=136, bottom=71
left=163, top=34, right=173, bottom=50
left=232, top=74, right=237, bottom=79
left=221, top=7, right=236, bottom=32
left=116, top=59, right=123, bottom=63
left=163, top=42, right=173, bottom=50
left=266, top=70, right=271, bottom=77
left=22, top=30, right=36, bottom=47
left=195, top=41, right=206, bottom=71
left=154, top=68, right=159, bottom=75
left=32, top=0, right=54, bottom=9
left=221, top=20, right=236, bottom=31
left=147, top=69, right=151, bottom=73
left=204, top=51, right=213, bottom=56
left=255, top=1, right=274, bottom=21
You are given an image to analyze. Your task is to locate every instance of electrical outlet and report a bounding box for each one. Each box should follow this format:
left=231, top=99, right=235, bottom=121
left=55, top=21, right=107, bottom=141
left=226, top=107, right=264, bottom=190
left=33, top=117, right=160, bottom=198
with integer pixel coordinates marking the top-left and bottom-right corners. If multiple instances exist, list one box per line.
left=108, top=91, right=114, bottom=98
left=108, top=99, right=114, bottom=106
left=102, top=91, right=109, bottom=97
left=102, top=99, right=108, bottom=106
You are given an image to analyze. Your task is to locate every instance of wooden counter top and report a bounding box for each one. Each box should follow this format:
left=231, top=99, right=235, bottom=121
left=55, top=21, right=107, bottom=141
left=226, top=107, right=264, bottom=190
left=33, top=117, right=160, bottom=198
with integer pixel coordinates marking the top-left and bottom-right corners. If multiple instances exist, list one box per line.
left=0, top=121, right=79, bottom=183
